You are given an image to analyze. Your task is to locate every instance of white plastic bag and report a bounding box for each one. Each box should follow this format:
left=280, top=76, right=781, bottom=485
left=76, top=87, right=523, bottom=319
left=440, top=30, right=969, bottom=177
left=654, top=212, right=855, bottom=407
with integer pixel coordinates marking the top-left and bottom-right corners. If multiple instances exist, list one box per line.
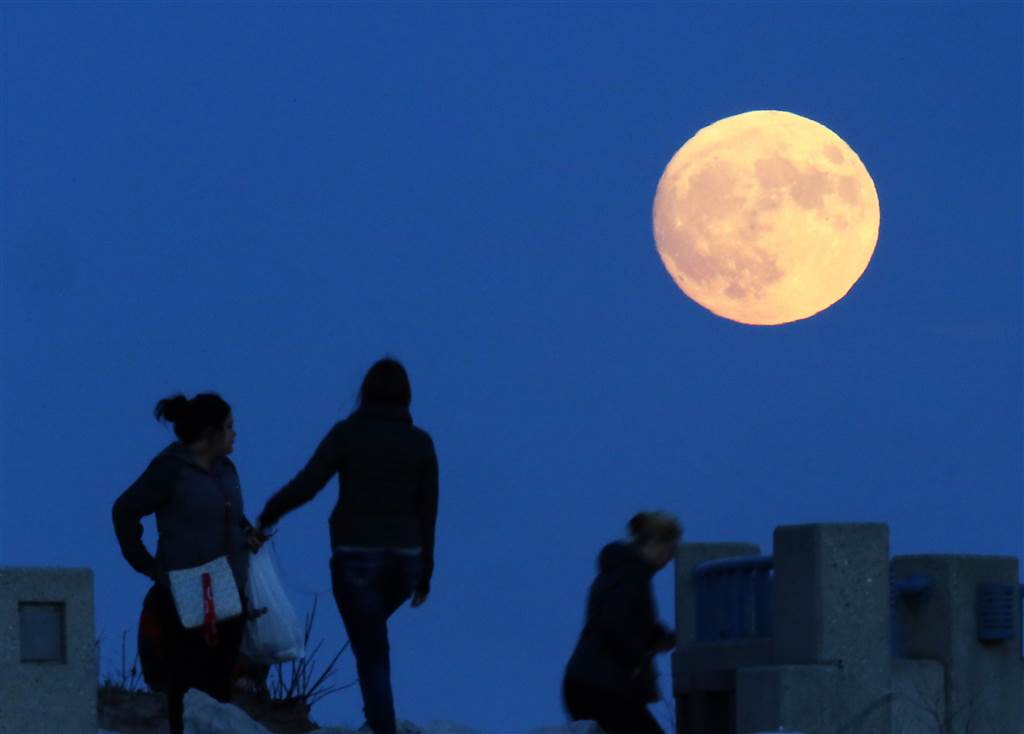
left=240, top=548, right=305, bottom=664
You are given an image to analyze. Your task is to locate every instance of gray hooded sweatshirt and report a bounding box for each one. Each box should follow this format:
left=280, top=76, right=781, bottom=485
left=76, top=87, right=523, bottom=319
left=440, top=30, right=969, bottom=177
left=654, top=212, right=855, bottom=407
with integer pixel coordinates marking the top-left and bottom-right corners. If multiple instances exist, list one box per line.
left=112, top=443, right=253, bottom=594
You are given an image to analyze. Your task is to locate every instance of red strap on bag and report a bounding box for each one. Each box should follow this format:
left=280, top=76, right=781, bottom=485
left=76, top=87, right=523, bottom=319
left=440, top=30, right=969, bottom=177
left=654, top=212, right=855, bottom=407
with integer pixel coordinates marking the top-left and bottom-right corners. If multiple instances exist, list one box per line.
left=202, top=573, right=219, bottom=646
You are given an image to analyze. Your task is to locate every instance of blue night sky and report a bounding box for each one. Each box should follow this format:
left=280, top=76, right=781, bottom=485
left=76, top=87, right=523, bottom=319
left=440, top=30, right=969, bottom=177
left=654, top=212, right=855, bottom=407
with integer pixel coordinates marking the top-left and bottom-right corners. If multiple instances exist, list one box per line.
left=1, top=3, right=1021, bottom=733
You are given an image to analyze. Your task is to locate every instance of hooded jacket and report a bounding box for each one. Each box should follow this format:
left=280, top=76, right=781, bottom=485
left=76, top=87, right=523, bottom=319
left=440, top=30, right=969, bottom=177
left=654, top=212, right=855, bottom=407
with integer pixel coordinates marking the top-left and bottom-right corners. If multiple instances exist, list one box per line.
left=112, top=443, right=253, bottom=594
left=258, top=403, right=439, bottom=588
left=564, top=541, right=675, bottom=703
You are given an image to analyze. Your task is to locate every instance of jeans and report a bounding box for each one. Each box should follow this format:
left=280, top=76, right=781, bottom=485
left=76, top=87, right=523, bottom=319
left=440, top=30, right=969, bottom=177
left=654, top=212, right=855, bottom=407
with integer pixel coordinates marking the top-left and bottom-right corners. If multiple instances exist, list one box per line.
left=330, top=548, right=424, bottom=734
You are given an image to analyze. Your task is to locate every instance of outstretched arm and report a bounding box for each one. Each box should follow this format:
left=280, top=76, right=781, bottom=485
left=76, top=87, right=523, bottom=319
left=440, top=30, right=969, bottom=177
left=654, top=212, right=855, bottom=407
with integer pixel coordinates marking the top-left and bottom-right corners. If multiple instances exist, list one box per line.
left=258, top=423, right=344, bottom=529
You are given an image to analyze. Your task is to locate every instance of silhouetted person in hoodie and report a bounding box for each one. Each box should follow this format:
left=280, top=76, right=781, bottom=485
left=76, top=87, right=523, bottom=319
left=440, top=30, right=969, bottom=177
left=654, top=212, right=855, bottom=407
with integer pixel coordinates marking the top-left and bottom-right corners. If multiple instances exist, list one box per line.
left=257, top=357, right=439, bottom=734
left=563, top=511, right=682, bottom=734
left=112, top=393, right=264, bottom=734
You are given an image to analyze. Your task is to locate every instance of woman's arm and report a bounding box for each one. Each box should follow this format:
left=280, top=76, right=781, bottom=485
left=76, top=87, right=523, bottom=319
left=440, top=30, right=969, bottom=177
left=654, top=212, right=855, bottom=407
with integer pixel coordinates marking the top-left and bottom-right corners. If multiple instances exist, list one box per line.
left=259, top=423, right=345, bottom=529
left=415, top=437, right=439, bottom=591
left=112, top=458, right=176, bottom=578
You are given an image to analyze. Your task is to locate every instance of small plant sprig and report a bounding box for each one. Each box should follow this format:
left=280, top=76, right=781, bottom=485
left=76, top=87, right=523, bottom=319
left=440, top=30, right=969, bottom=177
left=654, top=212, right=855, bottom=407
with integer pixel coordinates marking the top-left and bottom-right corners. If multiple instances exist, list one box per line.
left=96, top=629, right=147, bottom=693
left=268, top=595, right=357, bottom=709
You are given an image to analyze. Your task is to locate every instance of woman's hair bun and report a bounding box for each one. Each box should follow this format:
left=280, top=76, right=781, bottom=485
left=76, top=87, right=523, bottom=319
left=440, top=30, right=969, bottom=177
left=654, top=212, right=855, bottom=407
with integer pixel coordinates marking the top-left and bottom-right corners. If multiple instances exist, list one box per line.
left=152, top=392, right=232, bottom=444
left=154, top=394, right=189, bottom=424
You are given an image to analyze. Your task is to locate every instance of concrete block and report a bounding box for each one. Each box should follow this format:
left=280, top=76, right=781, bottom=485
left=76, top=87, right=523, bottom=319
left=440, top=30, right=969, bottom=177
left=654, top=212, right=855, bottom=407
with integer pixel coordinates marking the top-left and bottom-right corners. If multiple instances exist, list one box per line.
left=673, top=638, right=773, bottom=695
left=736, top=664, right=838, bottom=734
left=676, top=689, right=735, bottom=734
left=892, top=555, right=1023, bottom=734
left=0, top=566, right=97, bottom=734
left=772, top=523, right=891, bottom=734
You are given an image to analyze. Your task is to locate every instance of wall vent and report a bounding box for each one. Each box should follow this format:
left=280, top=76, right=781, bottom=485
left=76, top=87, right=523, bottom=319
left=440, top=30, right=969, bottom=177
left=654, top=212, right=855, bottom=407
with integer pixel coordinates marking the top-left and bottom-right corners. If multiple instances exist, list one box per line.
left=976, top=583, right=1015, bottom=642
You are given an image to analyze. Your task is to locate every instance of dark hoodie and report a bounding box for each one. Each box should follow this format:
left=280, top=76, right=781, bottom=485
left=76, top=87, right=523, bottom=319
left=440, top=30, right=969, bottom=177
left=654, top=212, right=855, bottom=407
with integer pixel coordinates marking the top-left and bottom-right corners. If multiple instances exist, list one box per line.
left=112, top=443, right=253, bottom=594
left=564, top=541, right=674, bottom=703
left=258, top=404, right=439, bottom=588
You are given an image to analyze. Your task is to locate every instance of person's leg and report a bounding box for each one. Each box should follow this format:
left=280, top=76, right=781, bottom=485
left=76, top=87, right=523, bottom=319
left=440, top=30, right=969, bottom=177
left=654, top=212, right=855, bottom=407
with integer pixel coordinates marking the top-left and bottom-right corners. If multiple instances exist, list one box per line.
left=562, top=676, right=595, bottom=721
left=596, top=700, right=666, bottom=734
left=619, top=704, right=665, bottom=734
left=562, top=678, right=664, bottom=734
left=200, top=614, right=246, bottom=703
left=331, top=550, right=398, bottom=734
left=153, top=586, right=190, bottom=734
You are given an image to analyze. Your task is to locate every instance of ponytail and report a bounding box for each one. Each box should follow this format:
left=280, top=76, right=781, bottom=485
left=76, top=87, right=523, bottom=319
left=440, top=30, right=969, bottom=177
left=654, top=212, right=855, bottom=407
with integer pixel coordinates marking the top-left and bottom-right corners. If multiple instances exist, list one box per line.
left=154, top=394, right=189, bottom=424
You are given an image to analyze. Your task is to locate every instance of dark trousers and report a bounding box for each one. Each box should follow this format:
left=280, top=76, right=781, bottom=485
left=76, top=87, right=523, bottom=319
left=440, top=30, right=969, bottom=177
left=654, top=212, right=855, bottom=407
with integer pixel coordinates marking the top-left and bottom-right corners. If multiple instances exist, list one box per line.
left=563, top=677, right=665, bottom=734
left=152, top=584, right=245, bottom=734
left=330, top=549, right=424, bottom=734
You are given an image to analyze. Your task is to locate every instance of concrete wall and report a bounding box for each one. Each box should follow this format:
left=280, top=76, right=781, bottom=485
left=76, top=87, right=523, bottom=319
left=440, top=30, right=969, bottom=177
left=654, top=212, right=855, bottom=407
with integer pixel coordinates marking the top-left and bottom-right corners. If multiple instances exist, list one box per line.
left=891, top=555, right=1023, bottom=734
left=0, top=567, right=97, bottom=734
left=891, top=658, right=946, bottom=734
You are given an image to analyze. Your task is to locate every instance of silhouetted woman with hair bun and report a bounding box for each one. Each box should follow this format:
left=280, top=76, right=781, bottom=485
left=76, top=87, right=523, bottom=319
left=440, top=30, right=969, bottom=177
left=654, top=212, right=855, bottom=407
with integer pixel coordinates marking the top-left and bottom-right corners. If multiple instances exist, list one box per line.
left=113, top=392, right=264, bottom=734
left=258, top=357, right=439, bottom=734
left=562, top=511, right=683, bottom=734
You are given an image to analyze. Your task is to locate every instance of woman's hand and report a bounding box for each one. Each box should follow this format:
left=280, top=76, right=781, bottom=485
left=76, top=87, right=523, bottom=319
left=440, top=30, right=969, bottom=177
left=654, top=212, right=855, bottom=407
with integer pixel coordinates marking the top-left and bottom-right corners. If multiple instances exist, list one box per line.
left=654, top=629, right=676, bottom=653
left=247, top=526, right=272, bottom=552
left=411, top=583, right=430, bottom=608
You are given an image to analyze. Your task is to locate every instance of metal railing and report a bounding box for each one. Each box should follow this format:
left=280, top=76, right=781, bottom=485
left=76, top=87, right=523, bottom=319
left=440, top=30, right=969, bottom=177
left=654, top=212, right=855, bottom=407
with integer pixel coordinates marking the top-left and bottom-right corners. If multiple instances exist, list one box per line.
left=693, top=555, right=773, bottom=642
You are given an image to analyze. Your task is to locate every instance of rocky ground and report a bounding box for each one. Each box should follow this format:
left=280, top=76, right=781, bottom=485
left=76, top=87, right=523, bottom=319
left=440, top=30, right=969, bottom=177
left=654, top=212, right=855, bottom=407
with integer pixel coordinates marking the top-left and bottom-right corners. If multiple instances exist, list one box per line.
left=97, top=687, right=602, bottom=734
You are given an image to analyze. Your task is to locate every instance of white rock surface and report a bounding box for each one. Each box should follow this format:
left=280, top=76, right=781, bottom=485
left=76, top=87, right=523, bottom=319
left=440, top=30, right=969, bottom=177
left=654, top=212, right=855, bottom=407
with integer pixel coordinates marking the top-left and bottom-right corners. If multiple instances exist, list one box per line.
left=403, top=722, right=480, bottom=734
left=183, top=689, right=273, bottom=734
left=525, top=722, right=603, bottom=734
left=313, top=723, right=485, bottom=734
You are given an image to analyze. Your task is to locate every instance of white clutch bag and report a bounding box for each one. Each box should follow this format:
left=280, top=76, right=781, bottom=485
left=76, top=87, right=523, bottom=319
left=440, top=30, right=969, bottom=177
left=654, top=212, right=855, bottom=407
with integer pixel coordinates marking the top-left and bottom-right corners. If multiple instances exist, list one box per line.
left=168, top=556, right=243, bottom=629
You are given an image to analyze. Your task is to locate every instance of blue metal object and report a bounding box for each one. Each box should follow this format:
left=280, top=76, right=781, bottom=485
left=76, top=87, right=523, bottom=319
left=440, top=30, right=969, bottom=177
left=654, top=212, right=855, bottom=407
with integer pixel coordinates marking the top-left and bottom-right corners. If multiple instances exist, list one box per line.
left=977, top=583, right=1016, bottom=642
left=895, top=574, right=932, bottom=597
left=889, top=571, right=933, bottom=656
left=693, top=555, right=773, bottom=642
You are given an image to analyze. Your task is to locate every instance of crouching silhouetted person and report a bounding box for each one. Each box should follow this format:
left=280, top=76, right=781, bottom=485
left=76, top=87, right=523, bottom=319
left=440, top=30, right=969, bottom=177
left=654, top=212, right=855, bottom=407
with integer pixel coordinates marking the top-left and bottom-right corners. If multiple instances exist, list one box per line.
left=562, top=511, right=682, bottom=734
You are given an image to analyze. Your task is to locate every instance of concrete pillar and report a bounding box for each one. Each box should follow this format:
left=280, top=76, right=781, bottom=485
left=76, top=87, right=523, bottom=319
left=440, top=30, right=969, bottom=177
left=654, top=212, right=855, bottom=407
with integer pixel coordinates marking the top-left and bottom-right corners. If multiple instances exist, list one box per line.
left=771, top=523, right=891, bottom=734
left=891, top=555, right=1023, bottom=734
left=0, top=567, right=97, bottom=734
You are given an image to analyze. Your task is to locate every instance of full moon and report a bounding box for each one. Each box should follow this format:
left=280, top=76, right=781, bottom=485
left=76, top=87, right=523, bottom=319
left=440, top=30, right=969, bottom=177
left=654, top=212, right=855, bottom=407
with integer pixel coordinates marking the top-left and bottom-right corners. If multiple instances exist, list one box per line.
left=653, top=110, right=879, bottom=325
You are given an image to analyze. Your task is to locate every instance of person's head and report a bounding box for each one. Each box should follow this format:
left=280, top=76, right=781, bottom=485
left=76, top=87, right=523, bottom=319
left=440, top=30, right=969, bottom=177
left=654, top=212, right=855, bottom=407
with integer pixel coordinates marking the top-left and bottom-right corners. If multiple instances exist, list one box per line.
left=153, top=392, right=235, bottom=457
left=629, top=511, right=683, bottom=570
left=358, top=357, right=412, bottom=410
